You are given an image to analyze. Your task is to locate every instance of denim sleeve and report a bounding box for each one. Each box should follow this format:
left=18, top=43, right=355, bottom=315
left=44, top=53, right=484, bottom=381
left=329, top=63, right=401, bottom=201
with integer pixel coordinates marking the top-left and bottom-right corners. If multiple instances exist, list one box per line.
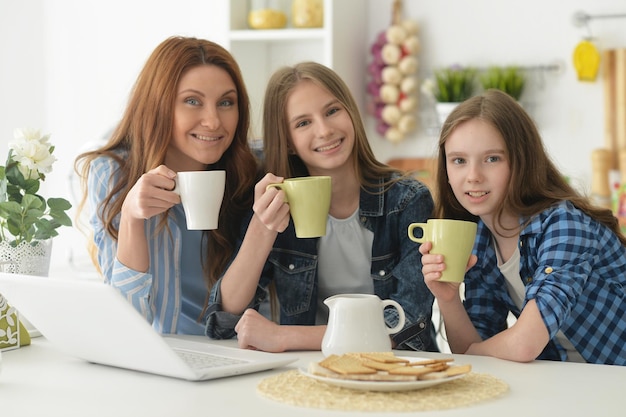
left=204, top=276, right=269, bottom=339
left=386, top=182, right=436, bottom=352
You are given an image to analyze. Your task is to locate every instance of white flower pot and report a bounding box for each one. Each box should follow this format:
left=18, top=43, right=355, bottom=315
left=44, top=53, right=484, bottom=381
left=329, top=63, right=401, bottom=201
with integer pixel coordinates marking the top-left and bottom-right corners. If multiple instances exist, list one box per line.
left=0, top=239, right=53, bottom=277
left=435, top=102, right=461, bottom=125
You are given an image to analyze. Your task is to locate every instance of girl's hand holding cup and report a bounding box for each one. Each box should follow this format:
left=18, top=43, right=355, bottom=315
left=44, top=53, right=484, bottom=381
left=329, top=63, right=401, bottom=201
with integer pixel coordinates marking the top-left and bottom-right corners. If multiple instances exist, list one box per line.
left=253, top=173, right=291, bottom=233
left=418, top=240, right=478, bottom=303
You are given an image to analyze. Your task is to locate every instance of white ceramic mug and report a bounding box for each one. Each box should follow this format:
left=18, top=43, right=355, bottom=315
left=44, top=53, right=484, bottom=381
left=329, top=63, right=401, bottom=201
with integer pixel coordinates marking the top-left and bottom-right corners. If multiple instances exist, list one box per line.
left=173, top=170, right=225, bottom=230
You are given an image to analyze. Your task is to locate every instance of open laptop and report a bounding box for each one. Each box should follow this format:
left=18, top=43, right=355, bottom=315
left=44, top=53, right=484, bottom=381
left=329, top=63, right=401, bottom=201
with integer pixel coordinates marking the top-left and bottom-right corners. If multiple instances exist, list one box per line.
left=0, top=272, right=297, bottom=381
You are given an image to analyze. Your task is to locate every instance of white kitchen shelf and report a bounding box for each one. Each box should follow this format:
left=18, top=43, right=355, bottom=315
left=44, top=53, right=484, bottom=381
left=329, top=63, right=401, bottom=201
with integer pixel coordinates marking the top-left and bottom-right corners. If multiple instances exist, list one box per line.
left=228, top=28, right=326, bottom=41
left=221, top=0, right=367, bottom=139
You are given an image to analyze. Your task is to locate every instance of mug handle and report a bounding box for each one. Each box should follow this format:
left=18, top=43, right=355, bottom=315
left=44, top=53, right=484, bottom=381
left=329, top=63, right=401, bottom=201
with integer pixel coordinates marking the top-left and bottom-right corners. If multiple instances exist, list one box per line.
left=407, top=223, right=427, bottom=243
left=266, top=183, right=289, bottom=202
left=171, top=176, right=180, bottom=195
left=382, top=299, right=405, bottom=334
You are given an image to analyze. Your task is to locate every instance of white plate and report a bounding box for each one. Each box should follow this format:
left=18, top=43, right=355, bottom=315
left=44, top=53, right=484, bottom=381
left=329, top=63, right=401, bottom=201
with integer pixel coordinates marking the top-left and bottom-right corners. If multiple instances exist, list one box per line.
left=299, top=357, right=467, bottom=392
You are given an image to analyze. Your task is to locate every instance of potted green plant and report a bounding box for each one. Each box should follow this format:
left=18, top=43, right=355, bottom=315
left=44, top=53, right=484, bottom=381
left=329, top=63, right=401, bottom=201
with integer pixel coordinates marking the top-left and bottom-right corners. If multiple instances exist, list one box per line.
left=479, top=66, right=526, bottom=101
left=421, top=65, right=478, bottom=124
left=0, top=128, right=72, bottom=276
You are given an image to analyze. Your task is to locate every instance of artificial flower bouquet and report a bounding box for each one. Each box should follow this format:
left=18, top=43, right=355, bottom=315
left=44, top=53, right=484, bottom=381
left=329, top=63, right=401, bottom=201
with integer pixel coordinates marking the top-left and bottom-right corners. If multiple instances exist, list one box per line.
left=0, top=128, right=72, bottom=246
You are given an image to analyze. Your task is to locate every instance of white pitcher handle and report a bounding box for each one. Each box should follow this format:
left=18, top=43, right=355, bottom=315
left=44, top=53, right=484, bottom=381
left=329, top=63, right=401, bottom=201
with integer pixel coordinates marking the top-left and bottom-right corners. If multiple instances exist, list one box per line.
left=382, top=299, right=405, bottom=334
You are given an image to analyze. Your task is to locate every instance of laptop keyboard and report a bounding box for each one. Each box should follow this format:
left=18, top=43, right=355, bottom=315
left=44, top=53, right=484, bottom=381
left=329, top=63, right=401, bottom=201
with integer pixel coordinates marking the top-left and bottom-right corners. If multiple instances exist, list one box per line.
left=175, top=349, right=248, bottom=370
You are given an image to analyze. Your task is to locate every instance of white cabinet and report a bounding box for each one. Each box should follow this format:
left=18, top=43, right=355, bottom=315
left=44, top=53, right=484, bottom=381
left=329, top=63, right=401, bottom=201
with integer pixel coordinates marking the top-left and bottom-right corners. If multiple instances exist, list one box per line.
left=222, top=0, right=367, bottom=139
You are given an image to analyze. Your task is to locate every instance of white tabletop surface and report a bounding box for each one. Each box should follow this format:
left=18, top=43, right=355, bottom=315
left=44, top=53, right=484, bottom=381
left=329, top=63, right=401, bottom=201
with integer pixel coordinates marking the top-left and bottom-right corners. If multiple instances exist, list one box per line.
left=1, top=335, right=624, bottom=417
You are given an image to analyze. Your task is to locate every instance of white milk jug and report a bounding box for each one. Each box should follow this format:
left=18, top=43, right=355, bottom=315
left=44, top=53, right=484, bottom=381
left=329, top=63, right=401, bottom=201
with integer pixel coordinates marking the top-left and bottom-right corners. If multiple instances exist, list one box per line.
left=321, top=294, right=405, bottom=356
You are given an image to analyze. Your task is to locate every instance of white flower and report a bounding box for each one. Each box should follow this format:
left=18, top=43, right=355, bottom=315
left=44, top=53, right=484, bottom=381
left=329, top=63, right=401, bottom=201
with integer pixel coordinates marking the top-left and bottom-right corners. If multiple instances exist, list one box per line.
left=12, top=128, right=51, bottom=146
left=9, top=129, right=56, bottom=180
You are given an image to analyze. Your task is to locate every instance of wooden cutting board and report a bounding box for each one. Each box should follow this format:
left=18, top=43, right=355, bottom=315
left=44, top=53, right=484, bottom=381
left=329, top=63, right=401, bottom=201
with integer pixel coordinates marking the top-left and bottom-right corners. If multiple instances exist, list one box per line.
left=603, top=49, right=616, bottom=169
left=616, top=49, right=626, bottom=155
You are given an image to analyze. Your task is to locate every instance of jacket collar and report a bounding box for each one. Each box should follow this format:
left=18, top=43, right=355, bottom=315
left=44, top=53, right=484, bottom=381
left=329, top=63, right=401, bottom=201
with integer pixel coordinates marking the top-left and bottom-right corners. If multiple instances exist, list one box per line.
left=359, top=177, right=386, bottom=217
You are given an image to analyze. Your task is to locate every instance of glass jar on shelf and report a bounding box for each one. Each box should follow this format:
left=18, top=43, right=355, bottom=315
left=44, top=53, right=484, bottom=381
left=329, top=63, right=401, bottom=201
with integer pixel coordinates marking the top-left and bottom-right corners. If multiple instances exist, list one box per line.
left=248, top=0, right=288, bottom=30
left=292, top=0, right=324, bottom=28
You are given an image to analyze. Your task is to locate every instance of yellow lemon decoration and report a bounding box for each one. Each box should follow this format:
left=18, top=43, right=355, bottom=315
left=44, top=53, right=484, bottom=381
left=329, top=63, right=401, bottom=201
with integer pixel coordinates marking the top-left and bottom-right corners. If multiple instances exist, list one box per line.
left=573, top=40, right=600, bottom=81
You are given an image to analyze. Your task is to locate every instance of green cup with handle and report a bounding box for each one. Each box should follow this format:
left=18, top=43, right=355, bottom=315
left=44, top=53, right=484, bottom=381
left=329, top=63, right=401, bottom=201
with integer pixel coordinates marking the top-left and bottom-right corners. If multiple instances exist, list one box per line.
left=408, top=219, right=477, bottom=282
left=267, top=176, right=331, bottom=238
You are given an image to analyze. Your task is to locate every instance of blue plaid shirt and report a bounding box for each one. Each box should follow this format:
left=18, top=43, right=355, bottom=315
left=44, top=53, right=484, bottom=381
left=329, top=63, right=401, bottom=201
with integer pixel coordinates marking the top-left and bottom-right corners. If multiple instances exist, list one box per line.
left=465, top=200, right=626, bottom=365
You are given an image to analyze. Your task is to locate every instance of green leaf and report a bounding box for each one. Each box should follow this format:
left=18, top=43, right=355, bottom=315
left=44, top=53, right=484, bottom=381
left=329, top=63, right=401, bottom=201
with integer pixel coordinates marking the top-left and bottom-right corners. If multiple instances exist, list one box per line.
left=5, top=160, right=26, bottom=187
left=50, top=210, right=72, bottom=227
left=0, top=201, right=22, bottom=218
left=479, top=66, right=526, bottom=100
left=433, top=66, right=477, bottom=102
left=33, top=218, right=58, bottom=240
left=21, top=194, right=44, bottom=211
left=47, top=197, right=72, bottom=211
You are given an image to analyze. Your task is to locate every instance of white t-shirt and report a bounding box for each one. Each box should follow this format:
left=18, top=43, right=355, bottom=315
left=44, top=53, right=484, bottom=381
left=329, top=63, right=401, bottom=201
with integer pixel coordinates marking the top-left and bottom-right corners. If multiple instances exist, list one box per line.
left=315, top=208, right=374, bottom=324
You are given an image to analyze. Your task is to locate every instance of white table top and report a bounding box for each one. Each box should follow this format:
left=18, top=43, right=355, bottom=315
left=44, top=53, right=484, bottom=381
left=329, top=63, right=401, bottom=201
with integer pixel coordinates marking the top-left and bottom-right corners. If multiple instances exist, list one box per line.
left=1, top=336, right=623, bottom=417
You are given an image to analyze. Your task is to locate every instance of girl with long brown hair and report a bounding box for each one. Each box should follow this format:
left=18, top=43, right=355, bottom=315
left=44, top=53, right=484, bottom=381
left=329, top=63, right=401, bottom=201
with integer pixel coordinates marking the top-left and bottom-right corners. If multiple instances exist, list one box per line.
left=420, top=89, right=626, bottom=365
left=75, top=36, right=258, bottom=334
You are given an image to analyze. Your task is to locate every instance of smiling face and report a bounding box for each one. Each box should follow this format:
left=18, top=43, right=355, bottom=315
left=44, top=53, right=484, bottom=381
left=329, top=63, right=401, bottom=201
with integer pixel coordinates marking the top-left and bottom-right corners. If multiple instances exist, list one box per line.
left=167, top=65, right=239, bottom=172
left=285, top=80, right=355, bottom=176
left=444, top=118, right=514, bottom=229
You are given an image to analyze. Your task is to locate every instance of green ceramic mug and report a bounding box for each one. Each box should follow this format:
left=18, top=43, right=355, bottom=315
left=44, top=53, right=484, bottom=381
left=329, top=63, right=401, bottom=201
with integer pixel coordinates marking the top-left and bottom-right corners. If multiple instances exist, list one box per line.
left=408, top=219, right=477, bottom=282
left=267, top=176, right=331, bottom=238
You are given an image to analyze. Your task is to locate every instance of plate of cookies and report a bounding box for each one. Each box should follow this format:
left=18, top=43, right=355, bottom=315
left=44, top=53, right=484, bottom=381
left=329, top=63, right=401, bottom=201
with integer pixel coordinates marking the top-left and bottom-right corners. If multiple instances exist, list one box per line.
left=301, top=352, right=471, bottom=392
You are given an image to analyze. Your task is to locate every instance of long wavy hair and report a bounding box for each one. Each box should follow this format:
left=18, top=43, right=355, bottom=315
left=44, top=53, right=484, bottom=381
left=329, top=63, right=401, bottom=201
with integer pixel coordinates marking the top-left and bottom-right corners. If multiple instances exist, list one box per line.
left=262, top=61, right=400, bottom=185
left=75, top=36, right=258, bottom=294
left=435, top=89, right=626, bottom=244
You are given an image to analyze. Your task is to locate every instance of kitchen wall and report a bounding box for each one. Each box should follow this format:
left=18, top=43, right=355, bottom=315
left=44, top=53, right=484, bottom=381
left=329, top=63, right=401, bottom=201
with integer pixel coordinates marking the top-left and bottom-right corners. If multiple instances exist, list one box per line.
left=367, top=0, right=626, bottom=188
left=1, top=0, right=624, bottom=270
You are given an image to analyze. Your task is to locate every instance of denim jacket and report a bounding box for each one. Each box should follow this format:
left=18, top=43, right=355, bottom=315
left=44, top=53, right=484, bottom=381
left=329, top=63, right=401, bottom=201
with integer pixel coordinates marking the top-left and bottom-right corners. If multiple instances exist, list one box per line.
left=206, top=176, right=438, bottom=352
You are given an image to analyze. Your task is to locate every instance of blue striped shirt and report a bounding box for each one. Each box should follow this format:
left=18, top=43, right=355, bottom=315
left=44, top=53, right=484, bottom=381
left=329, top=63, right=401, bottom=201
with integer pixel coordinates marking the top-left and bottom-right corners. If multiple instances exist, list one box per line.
left=465, top=200, right=626, bottom=365
left=88, top=154, right=205, bottom=334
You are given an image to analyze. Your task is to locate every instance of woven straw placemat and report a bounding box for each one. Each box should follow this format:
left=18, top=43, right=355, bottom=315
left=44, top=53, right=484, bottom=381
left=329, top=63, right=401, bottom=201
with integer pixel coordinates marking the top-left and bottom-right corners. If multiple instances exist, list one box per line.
left=257, top=370, right=509, bottom=412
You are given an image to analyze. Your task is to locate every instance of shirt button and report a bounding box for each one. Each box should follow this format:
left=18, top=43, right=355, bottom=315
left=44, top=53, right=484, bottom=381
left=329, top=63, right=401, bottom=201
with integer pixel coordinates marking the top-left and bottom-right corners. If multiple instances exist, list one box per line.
left=526, top=277, right=533, bottom=283
left=360, top=216, right=367, bottom=223
left=519, top=241, right=523, bottom=247
left=544, top=266, right=553, bottom=274
left=378, top=270, right=385, bottom=276
left=289, top=264, right=295, bottom=270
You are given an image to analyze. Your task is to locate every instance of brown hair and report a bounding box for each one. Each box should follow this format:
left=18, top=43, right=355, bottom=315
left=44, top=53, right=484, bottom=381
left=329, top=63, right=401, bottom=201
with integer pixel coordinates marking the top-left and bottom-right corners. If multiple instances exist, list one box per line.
left=262, top=61, right=400, bottom=185
left=75, top=36, right=258, bottom=292
left=435, top=88, right=626, bottom=244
